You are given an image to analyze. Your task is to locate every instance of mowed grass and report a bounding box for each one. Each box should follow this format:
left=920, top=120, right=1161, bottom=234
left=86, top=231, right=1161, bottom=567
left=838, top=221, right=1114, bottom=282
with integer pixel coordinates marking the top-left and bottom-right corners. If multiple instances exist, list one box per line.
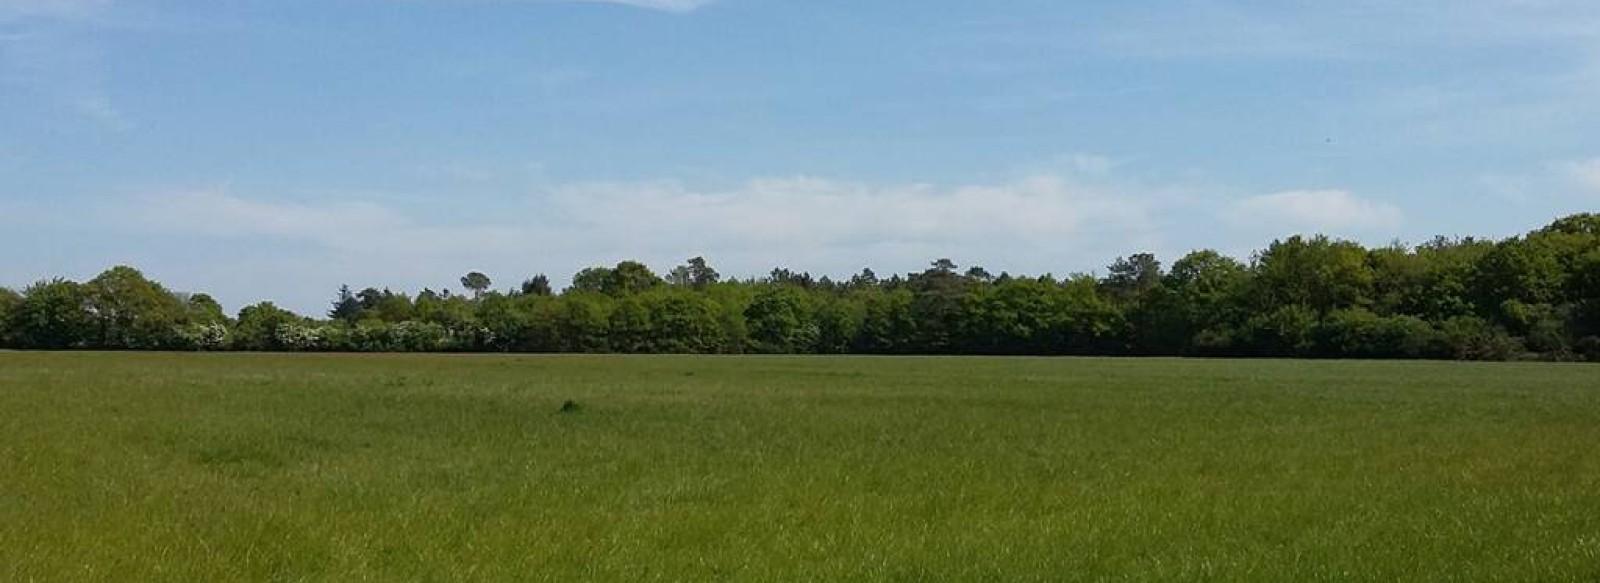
left=1, top=353, right=1598, bottom=582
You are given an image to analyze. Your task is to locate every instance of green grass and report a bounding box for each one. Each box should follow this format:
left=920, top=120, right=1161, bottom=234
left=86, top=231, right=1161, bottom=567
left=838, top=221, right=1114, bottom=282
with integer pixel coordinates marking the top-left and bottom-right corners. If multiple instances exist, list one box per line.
left=2, top=353, right=1598, bottom=582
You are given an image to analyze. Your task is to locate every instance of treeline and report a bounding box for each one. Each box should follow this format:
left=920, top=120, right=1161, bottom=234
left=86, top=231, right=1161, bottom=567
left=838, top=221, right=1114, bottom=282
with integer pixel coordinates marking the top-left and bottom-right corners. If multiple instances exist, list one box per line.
left=3, top=214, right=1598, bottom=360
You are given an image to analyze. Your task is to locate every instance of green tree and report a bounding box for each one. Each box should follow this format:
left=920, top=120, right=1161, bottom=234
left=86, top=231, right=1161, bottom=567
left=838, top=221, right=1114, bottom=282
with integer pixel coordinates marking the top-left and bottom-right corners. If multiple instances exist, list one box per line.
left=607, top=296, right=654, bottom=353
left=474, top=293, right=528, bottom=351
left=685, top=256, right=720, bottom=289
left=812, top=293, right=864, bottom=354
left=82, top=266, right=188, bottom=349
left=1135, top=250, right=1250, bottom=352
left=570, top=267, right=613, bottom=294
left=370, top=291, right=416, bottom=323
left=184, top=293, right=228, bottom=325
left=1058, top=274, right=1123, bottom=352
left=12, top=279, right=93, bottom=349
left=643, top=290, right=726, bottom=353
left=1102, top=253, right=1164, bottom=306
left=460, top=271, right=492, bottom=299
left=329, top=285, right=363, bottom=321
left=745, top=285, right=817, bottom=353
left=233, top=302, right=302, bottom=351
left=557, top=292, right=613, bottom=352
left=1254, top=235, right=1373, bottom=313
left=854, top=288, right=917, bottom=353
left=1474, top=238, right=1564, bottom=308
left=518, top=275, right=553, bottom=297
left=909, top=259, right=973, bottom=352
left=960, top=276, right=1069, bottom=354
left=0, top=287, right=21, bottom=347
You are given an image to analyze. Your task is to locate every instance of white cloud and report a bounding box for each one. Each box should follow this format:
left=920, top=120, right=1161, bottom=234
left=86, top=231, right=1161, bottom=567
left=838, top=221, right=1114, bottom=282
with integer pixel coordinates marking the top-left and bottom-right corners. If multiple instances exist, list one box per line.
left=115, top=174, right=1161, bottom=312
left=1558, top=157, right=1600, bottom=195
left=131, top=191, right=412, bottom=245
left=540, top=174, right=1156, bottom=266
left=1227, top=190, right=1404, bottom=234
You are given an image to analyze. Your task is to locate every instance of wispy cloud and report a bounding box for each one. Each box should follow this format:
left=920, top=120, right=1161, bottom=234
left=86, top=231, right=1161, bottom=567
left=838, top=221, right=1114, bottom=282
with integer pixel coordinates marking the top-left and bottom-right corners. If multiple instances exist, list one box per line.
left=1558, top=157, right=1600, bottom=196
left=567, top=0, right=715, bottom=12
left=1227, top=190, right=1404, bottom=235
left=1097, top=1, right=1600, bottom=61
left=395, top=0, right=717, bottom=13
left=112, top=171, right=1164, bottom=311
left=66, top=167, right=1460, bottom=314
left=0, top=0, right=128, bottom=129
left=0, top=0, right=110, bottom=23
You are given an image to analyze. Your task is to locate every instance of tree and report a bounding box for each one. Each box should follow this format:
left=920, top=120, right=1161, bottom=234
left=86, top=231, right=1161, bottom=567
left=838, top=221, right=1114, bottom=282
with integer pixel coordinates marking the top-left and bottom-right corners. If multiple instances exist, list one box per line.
left=908, top=259, right=972, bottom=351
left=330, top=285, right=362, bottom=321
left=607, top=296, right=654, bottom=353
left=557, top=292, right=613, bottom=352
left=573, top=261, right=663, bottom=297
left=518, top=275, right=553, bottom=297
left=608, top=261, right=664, bottom=296
left=685, top=256, right=720, bottom=289
left=767, top=267, right=815, bottom=288
left=4, top=211, right=1596, bottom=360
left=11, top=279, right=93, bottom=349
left=745, top=286, right=817, bottom=353
left=233, top=302, right=302, bottom=351
left=0, top=287, right=21, bottom=347
left=1102, top=253, right=1163, bottom=305
left=570, top=267, right=613, bottom=294
left=959, top=276, right=1069, bottom=354
left=83, top=266, right=187, bottom=349
left=854, top=288, right=917, bottom=353
left=1254, top=235, right=1373, bottom=313
left=475, top=293, right=528, bottom=352
left=848, top=268, right=879, bottom=288
left=1134, top=250, right=1249, bottom=352
left=1474, top=237, right=1563, bottom=308
left=369, top=290, right=415, bottom=323
left=643, top=290, right=726, bottom=353
left=812, top=294, right=864, bottom=354
left=184, top=293, right=227, bottom=325
left=1058, top=274, right=1123, bottom=352
left=460, top=271, right=492, bottom=299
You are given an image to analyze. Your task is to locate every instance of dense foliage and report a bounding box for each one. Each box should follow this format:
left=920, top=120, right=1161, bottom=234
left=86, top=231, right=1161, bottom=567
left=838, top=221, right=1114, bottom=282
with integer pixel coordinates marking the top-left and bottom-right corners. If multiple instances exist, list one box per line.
left=4, top=214, right=1598, bottom=360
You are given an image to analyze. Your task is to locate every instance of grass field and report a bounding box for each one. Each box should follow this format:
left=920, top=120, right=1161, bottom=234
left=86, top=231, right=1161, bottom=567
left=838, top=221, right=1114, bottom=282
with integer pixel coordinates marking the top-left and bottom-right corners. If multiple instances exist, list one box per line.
left=1, top=353, right=1597, bottom=581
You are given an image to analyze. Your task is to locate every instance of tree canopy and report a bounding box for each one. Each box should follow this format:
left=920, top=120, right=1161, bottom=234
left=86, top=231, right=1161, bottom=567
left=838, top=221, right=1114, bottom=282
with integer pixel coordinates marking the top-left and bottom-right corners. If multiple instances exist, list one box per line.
left=3, top=214, right=1598, bottom=361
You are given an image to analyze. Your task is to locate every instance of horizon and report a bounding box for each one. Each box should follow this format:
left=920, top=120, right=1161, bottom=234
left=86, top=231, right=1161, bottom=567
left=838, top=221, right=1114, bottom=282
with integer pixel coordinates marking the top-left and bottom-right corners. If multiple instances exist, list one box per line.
left=4, top=0, right=1598, bottom=314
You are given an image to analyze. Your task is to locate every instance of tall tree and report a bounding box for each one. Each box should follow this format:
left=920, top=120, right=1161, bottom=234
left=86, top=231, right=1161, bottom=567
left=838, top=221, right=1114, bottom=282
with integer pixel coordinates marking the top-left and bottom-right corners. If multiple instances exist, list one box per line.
left=745, top=286, right=817, bottom=353
left=0, top=287, right=21, bottom=347
left=1102, top=253, right=1163, bottom=305
left=685, top=256, right=720, bottom=289
left=1253, top=235, right=1373, bottom=313
left=608, top=261, right=664, bottom=296
left=12, top=279, right=93, bottom=349
left=518, top=275, right=553, bottom=297
left=460, top=271, right=492, bottom=299
left=233, top=302, right=302, bottom=351
left=330, top=285, right=362, bottom=322
left=83, top=266, right=186, bottom=349
left=570, top=267, right=613, bottom=294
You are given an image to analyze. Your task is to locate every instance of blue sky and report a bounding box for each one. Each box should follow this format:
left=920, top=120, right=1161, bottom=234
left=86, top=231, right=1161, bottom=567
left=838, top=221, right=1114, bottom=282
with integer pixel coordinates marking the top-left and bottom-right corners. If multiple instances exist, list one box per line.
left=2, top=0, right=1598, bottom=314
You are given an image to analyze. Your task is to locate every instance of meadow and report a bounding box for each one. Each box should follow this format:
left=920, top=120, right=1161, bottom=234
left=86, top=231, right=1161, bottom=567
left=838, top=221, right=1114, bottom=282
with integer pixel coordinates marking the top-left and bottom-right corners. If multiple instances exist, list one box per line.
left=1, top=352, right=1597, bottom=582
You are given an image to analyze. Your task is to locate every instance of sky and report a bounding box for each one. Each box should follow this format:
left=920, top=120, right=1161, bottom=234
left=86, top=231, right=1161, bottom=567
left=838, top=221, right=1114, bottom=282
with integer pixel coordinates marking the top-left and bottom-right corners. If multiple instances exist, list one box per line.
left=2, top=0, right=1598, bottom=314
